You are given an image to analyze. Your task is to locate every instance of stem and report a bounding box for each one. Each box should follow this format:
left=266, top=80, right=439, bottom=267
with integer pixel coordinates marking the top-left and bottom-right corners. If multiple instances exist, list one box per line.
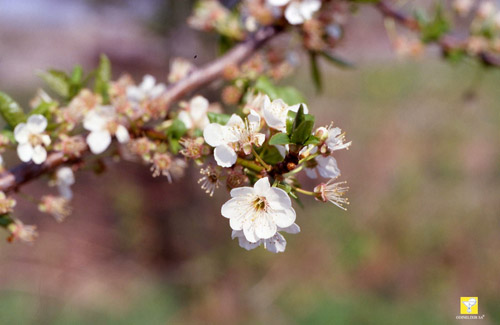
left=251, top=147, right=272, bottom=171
left=237, top=158, right=264, bottom=173
left=298, top=152, right=319, bottom=165
left=294, top=187, right=316, bottom=196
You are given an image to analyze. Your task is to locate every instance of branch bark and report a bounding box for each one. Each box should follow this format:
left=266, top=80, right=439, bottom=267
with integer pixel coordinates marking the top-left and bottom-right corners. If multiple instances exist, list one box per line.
left=377, top=0, right=500, bottom=67
left=0, top=26, right=280, bottom=193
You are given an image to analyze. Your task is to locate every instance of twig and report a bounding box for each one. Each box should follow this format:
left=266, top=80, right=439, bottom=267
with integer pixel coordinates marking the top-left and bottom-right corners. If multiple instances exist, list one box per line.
left=0, top=26, right=280, bottom=193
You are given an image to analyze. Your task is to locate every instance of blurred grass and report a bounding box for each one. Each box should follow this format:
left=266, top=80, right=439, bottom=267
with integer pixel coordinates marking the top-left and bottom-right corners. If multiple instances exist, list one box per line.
left=2, top=59, right=500, bottom=324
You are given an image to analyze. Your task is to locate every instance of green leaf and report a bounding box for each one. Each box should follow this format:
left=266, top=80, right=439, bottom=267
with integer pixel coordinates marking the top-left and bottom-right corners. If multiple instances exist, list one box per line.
left=304, top=135, right=320, bottom=145
left=310, top=52, right=322, bottom=92
left=71, top=65, right=83, bottom=84
left=286, top=110, right=296, bottom=135
left=168, top=137, right=181, bottom=154
left=37, top=70, right=70, bottom=98
left=0, top=92, right=26, bottom=128
left=254, top=76, right=305, bottom=105
left=259, top=144, right=284, bottom=165
left=292, top=104, right=306, bottom=132
left=418, top=3, right=450, bottom=43
left=269, top=133, right=291, bottom=145
left=207, top=112, right=231, bottom=125
left=218, top=35, right=235, bottom=55
left=320, top=52, right=355, bottom=69
left=29, top=101, right=55, bottom=118
left=0, top=214, right=13, bottom=228
left=166, top=119, right=187, bottom=139
left=290, top=116, right=315, bottom=145
left=94, top=54, right=111, bottom=104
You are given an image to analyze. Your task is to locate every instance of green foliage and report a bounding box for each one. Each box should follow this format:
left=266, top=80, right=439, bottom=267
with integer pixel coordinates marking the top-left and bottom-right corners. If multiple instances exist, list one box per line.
left=259, top=143, right=284, bottom=165
left=94, top=54, right=111, bottom=104
left=309, top=52, right=322, bottom=92
left=254, top=76, right=305, bottom=105
left=0, top=92, right=26, bottom=128
left=165, top=119, right=188, bottom=154
left=37, top=70, right=71, bottom=98
left=207, top=112, right=231, bottom=125
left=415, top=3, right=450, bottom=43
left=320, top=51, right=355, bottom=69
left=287, top=105, right=316, bottom=145
left=269, top=133, right=291, bottom=145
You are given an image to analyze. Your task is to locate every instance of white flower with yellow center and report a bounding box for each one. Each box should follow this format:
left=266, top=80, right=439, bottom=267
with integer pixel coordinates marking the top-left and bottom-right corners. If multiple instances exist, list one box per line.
left=263, top=99, right=308, bottom=132
left=232, top=223, right=300, bottom=253
left=203, top=110, right=265, bottom=167
left=126, top=75, right=166, bottom=103
left=83, top=106, right=130, bottom=154
left=14, top=114, right=51, bottom=164
left=221, top=177, right=296, bottom=243
left=178, top=95, right=210, bottom=130
left=323, top=126, right=352, bottom=152
left=267, top=0, right=321, bottom=25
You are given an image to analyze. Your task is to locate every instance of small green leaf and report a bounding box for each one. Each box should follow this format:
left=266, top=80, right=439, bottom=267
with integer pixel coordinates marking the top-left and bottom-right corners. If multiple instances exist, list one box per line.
left=94, top=54, right=111, bottom=104
left=166, top=119, right=187, bottom=139
left=254, top=76, right=305, bottom=105
left=286, top=110, right=296, bottom=135
left=1, top=129, right=15, bottom=143
left=290, top=117, right=315, bottom=145
left=207, top=112, right=231, bottom=125
left=269, top=133, right=291, bottom=145
left=30, top=101, right=56, bottom=118
left=0, top=214, right=13, bottom=228
left=259, top=144, right=284, bottom=165
left=304, top=135, right=320, bottom=145
left=168, top=138, right=181, bottom=154
left=218, top=35, right=236, bottom=55
left=0, top=92, right=27, bottom=128
left=417, top=3, right=450, bottom=43
left=292, top=104, right=306, bottom=132
left=37, top=70, right=70, bottom=98
left=310, top=52, right=322, bottom=93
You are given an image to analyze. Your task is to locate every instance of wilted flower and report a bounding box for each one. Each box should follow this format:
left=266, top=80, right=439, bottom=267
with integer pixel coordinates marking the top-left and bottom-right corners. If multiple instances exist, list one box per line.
left=14, top=114, right=51, bottom=164
left=314, top=178, right=349, bottom=210
left=83, top=106, right=130, bottom=154
left=232, top=223, right=300, bottom=253
left=39, top=195, right=72, bottom=222
left=126, top=75, right=166, bottom=104
left=204, top=110, right=265, bottom=167
left=150, top=152, right=174, bottom=181
left=263, top=100, right=308, bottom=132
left=226, top=166, right=248, bottom=190
left=180, top=137, right=206, bottom=160
left=0, top=191, right=16, bottom=214
left=54, top=135, right=87, bottom=158
left=128, top=137, right=156, bottom=162
left=198, top=165, right=222, bottom=196
left=168, top=58, right=194, bottom=83
left=221, top=177, right=296, bottom=243
left=267, top=0, right=321, bottom=25
left=7, top=219, right=38, bottom=243
left=56, top=167, right=75, bottom=200
left=178, top=96, right=210, bottom=130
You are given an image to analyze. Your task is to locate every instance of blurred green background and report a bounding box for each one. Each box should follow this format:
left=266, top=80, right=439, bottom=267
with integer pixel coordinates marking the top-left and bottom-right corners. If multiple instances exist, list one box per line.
left=1, top=0, right=500, bottom=324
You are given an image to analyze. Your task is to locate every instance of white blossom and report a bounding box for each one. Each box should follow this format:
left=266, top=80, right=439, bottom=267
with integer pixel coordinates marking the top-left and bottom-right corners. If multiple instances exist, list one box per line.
left=221, top=177, right=296, bottom=243
left=178, top=96, right=210, bottom=130
left=263, top=99, right=308, bottom=132
left=168, top=58, right=194, bottom=83
left=305, top=154, right=341, bottom=179
left=204, top=110, right=265, bottom=167
left=267, top=0, right=321, bottom=25
left=324, top=126, right=352, bottom=152
left=56, top=167, right=75, bottom=200
left=126, top=75, right=166, bottom=103
left=83, top=106, right=130, bottom=155
left=14, top=114, right=51, bottom=164
left=314, top=178, right=349, bottom=210
left=232, top=223, right=300, bottom=253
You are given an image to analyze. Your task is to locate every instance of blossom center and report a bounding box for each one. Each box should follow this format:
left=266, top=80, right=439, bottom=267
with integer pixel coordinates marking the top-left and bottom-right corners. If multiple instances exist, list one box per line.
left=29, top=133, right=44, bottom=146
left=253, top=196, right=268, bottom=212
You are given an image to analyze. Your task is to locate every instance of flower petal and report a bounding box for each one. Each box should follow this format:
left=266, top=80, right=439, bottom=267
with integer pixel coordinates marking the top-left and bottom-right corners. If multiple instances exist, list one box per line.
left=267, top=0, right=290, bottom=6
left=317, top=155, right=340, bottom=179
left=230, top=186, right=254, bottom=198
left=268, top=186, right=292, bottom=210
left=31, top=145, right=47, bottom=164
left=115, top=125, right=130, bottom=143
left=243, top=221, right=260, bottom=243
left=254, top=177, right=271, bottom=194
left=190, top=96, right=209, bottom=121
left=203, top=123, right=226, bottom=147
left=14, top=123, right=29, bottom=143
left=27, top=114, right=48, bottom=133
left=83, top=110, right=107, bottom=132
left=214, top=144, right=237, bottom=167
left=264, top=232, right=287, bottom=253
left=87, top=130, right=112, bottom=154
left=254, top=213, right=278, bottom=240
left=272, top=208, right=296, bottom=228
left=284, top=2, right=304, bottom=25
left=140, top=75, right=156, bottom=92
left=178, top=111, right=193, bottom=129
left=280, top=223, right=301, bottom=234
left=17, top=143, right=33, bottom=162
left=305, top=167, right=318, bottom=179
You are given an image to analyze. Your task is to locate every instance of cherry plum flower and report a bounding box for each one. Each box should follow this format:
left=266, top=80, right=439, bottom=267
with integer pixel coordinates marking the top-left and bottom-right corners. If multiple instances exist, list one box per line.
left=204, top=110, right=265, bottom=167
left=126, top=75, right=166, bottom=104
left=263, top=99, right=308, bottom=132
left=14, top=114, right=51, bottom=164
left=83, top=106, right=130, bottom=154
left=314, top=178, right=349, bottom=210
left=232, top=223, right=300, bottom=253
left=221, top=177, right=296, bottom=243
left=267, top=0, right=321, bottom=25
left=178, top=95, right=210, bottom=130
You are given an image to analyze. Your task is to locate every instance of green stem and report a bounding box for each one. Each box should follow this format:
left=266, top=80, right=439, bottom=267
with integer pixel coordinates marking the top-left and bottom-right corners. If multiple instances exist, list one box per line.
left=283, top=164, right=304, bottom=178
left=294, top=187, right=316, bottom=196
left=237, top=158, right=264, bottom=173
left=251, top=147, right=272, bottom=171
left=298, top=152, right=319, bottom=165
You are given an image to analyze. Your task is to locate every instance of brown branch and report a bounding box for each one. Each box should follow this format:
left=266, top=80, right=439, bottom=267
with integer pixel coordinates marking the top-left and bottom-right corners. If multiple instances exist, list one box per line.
left=0, top=26, right=280, bottom=194
left=377, top=0, right=500, bottom=67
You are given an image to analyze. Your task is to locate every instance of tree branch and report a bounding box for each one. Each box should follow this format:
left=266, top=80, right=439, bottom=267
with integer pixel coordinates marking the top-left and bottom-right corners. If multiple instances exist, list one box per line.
left=377, top=0, right=500, bottom=67
left=0, top=26, right=280, bottom=193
